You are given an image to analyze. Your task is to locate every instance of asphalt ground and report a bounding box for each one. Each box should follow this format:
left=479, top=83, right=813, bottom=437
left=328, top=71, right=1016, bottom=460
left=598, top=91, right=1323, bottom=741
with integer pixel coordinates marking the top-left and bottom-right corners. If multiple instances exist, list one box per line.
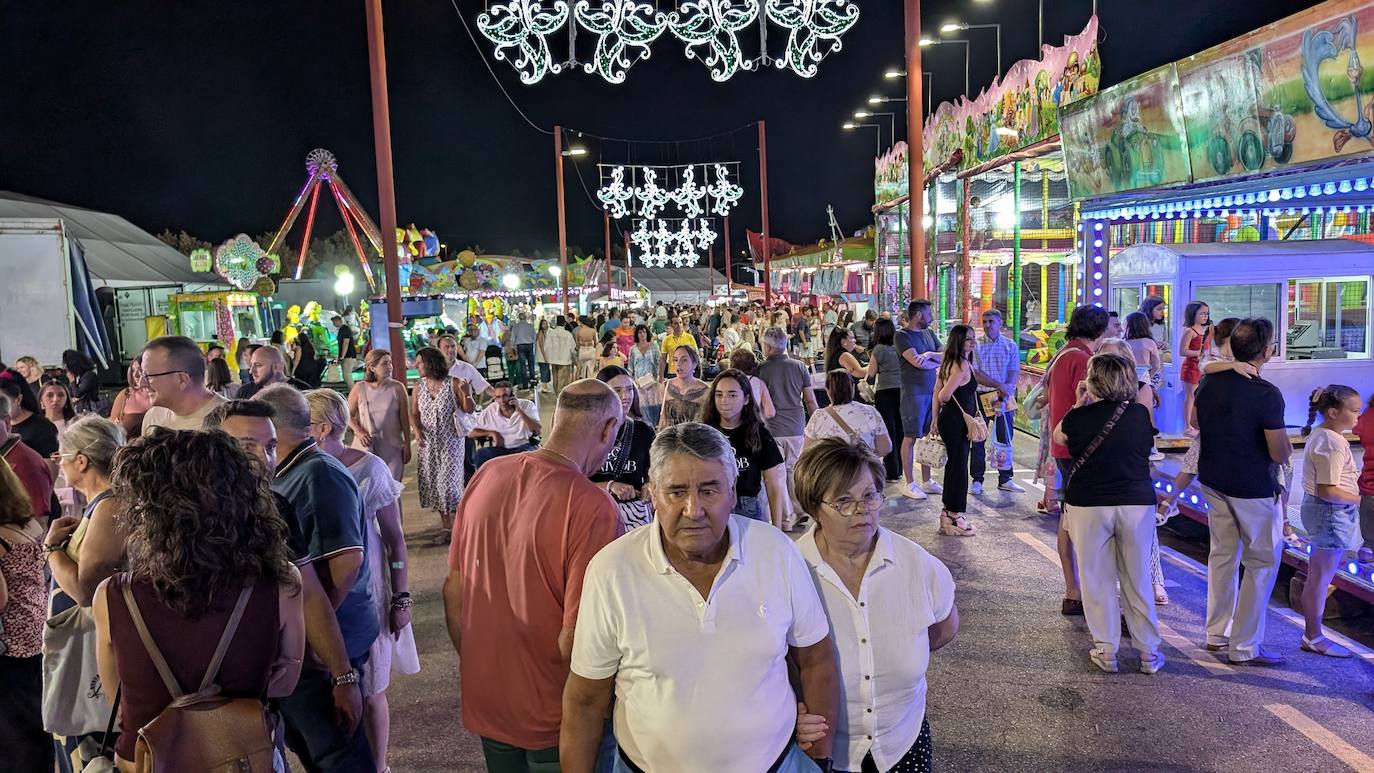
left=379, top=399, right=1374, bottom=773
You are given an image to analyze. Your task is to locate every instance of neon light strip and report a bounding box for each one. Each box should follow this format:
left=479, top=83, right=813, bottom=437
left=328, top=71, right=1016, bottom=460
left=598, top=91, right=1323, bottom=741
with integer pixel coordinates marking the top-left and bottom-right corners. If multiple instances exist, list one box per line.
left=293, top=184, right=322, bottom=281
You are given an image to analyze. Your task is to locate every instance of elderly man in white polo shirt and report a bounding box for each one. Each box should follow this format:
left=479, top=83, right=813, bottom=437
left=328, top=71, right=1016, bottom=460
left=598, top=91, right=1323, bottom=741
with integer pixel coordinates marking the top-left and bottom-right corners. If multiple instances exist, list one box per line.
left=561, top=422, right=840, bottom=773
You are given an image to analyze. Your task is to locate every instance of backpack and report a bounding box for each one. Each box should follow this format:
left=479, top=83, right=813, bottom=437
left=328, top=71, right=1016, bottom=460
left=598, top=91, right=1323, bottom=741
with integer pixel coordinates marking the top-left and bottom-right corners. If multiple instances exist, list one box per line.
left=120, top=579, right=275, bottom=773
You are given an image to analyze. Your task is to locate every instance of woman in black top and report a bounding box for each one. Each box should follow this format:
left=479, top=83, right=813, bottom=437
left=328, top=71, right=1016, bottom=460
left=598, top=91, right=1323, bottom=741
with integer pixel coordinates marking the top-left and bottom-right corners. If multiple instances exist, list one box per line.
left=1052, top=352, right=1164, bottom=675
left=592, top=366, right=657, bottom=530
left=293, top=335, right=326, bottom=388
left=934, top=325, right=980, bottom=537
left=823, top=328, right=867, bottom=403
left=0, top=370, right=59, bottom=459
left=699, top=368, right=786, bottom=527
left=62, top=350, right=101, bottom=415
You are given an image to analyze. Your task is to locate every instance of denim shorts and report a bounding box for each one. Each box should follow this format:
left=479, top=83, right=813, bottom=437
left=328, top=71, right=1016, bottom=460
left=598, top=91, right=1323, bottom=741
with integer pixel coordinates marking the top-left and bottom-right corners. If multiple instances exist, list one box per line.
left=736, top=495, right=766, bottom=522
left=1299, top=495, right=1360, bottom=550
left=900, top=390, right=934, bottom=439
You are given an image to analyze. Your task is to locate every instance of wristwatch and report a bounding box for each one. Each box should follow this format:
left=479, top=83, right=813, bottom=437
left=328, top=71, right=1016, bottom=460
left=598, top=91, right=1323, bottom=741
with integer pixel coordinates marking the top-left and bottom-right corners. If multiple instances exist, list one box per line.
left=330, top=669, right=359, bottom=687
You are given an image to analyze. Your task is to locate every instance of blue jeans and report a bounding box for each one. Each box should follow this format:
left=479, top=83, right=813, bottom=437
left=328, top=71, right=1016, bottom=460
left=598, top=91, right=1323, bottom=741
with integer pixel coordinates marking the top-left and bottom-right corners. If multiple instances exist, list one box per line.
left=278, top=666, right=376, bottom=773
left=613, top=742, right=818, bottom=773
left=474, top=442, right=538, bottom=469
left=481, top=719, right=616, bottom=773
left=517, top=344, right=537, bottom=389
left=736, top=494, right=766, bottom=522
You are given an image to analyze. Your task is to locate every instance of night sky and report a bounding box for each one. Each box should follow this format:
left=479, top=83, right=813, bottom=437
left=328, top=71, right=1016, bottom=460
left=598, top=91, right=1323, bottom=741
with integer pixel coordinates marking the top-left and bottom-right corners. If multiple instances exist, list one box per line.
left=1, top=0, right=1308, bottom=271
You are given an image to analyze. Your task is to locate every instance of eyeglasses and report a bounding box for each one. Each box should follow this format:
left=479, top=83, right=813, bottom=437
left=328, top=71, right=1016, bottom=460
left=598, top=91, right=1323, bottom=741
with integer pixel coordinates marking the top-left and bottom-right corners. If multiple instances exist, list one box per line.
left=821, top=490, right=884, bottom=517
left=139, top=369, right=187, bottom=382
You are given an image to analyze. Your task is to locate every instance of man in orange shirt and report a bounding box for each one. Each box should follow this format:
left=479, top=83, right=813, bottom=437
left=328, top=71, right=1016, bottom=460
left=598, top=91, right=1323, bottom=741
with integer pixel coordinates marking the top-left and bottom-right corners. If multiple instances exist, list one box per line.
left=443, top=379, right=624, bottom=772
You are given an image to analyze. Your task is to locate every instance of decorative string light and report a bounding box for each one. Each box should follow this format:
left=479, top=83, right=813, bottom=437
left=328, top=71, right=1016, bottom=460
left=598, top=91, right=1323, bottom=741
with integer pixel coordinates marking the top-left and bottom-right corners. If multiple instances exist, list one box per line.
left=764, top=0, right=860, bottom=78
left=475, top=0, right=858, bottom=84
left=634, top=168, right=672, bottom=218
left=574, top=1, right=667, bottom=84
left=601, top=163, right=738, bottom=267
left=672, top=165, right=708, bottom=217
left=707, top=163, right=744, bottom=215
left=597, top=165, right=635, bottom=218
left=477, top=0, right=570, bottom=86
left=631, top=217, right=717, bottom=267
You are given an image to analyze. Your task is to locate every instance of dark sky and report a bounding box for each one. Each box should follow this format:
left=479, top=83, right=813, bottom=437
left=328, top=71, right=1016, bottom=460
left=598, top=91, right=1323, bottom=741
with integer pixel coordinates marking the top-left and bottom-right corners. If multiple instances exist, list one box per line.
left=1, top=0, right=1307, bottom=270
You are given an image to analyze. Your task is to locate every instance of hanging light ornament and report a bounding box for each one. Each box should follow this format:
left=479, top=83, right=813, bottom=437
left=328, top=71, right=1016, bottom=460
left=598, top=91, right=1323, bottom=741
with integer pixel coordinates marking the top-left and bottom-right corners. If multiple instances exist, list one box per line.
left=764, top=0, right=860, bottom=78
left=667, top=0, right=759, bottom=82
left=693, top=218, right=717, bottom=250
left=672, top=165, right=708, bottom=218
left=635, top=168, right=672, bottom=218
left=597, top=165, right=635, bottom=218
left=707, top=163, right=744, bottom=215
left=574, top=0, right=667, bottom=84
left=476, top=0, right=571, bottom=85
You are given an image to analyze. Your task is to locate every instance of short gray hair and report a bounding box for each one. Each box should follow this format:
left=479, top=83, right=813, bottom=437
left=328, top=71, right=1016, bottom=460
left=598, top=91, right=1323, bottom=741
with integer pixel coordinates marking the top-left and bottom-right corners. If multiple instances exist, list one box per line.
left=649, top=422, right=738, bottom=487
left=1085, top=353, right=1139, bottom=403
left=255, top=384, right=311, bottom=432
left=60, top=415, right=126, bottom=476
left=761, top=327, right=788, bottom=356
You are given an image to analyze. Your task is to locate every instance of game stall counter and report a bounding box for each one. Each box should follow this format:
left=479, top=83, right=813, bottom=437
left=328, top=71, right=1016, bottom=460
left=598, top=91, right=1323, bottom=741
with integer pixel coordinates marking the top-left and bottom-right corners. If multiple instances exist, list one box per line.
left=166, top=291, right=269, bottom=373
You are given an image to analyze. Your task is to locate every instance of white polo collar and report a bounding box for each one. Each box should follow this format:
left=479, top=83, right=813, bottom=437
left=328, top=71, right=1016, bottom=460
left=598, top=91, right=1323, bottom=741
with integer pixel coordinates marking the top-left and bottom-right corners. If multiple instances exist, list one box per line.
left=648, top=514, right=742, bottom=575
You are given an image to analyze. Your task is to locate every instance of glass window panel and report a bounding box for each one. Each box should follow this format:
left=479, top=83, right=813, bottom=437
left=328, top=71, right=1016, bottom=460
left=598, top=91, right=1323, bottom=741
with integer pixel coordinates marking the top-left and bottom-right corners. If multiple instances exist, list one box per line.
left=1193, top=283, right=1280, bottom=325
left=1285, top=277, right=1370, bottom=360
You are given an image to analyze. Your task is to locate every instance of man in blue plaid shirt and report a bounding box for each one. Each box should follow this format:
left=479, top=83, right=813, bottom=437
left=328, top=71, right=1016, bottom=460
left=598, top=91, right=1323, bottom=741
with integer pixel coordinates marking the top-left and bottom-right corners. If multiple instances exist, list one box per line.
left=971, top=309, right=1024, bottom=495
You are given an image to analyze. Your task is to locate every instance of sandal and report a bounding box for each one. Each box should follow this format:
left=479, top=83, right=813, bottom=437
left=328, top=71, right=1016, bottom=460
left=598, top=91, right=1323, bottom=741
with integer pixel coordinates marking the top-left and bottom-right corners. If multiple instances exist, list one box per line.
left=1061, top=598, right=1084, bottom=616
left=1036, top=500, right=1061, bottom=517
left=1300, top=636, right=1352, bottom=658
left=1153, top=583, right=1170, bottom=606
left=939, top=510, right=976, bottom=537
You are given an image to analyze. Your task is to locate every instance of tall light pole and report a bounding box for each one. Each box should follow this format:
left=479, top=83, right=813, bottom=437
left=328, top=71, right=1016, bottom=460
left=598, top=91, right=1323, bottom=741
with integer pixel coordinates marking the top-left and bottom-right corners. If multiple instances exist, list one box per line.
left=918, top=37, right=969, bottom=99
left=842, top=122, right=882, bottom=158
left=904, top=0, right=926, bottom=301
left=364, top=0, right=406, bottom=378
left=883, top=70, right=934, bottom=119
left=941, top=21, right=1001, bottom=76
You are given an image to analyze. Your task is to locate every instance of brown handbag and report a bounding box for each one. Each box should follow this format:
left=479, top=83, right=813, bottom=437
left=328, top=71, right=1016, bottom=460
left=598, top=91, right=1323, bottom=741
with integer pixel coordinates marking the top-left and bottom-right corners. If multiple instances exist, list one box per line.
left=120, top=580, right=276, bottom=773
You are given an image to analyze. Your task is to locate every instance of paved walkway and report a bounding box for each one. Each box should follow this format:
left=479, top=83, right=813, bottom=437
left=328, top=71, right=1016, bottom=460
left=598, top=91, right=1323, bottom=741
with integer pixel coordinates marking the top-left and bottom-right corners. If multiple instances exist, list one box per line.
left=381, top=416, right=1374, bottom=772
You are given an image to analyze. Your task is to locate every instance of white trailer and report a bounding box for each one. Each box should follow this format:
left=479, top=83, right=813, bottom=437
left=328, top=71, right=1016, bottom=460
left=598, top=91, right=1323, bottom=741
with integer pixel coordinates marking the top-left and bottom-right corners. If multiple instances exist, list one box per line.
left=0, top=218, right=110, bottom=369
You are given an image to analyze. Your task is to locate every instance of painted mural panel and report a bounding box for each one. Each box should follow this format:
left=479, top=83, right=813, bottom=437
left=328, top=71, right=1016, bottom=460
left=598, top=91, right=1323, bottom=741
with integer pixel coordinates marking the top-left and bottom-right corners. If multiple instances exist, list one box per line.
left=1179, top=0, right=1374, bottom=180
left=921, top=17, right=1100, bottom=177
left=1060, top=64, right=1193, bottom=200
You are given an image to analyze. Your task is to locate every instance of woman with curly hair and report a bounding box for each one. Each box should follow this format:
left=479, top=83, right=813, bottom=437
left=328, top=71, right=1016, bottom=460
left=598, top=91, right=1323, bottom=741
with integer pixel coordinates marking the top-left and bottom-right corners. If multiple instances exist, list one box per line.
left=91, top=429, right=305, bottom=772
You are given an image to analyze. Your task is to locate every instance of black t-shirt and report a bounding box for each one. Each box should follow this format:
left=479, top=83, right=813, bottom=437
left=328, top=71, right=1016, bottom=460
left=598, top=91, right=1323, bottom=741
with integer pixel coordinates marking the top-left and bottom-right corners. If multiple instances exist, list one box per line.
left=590, top=419, right=655, bottom=493
left=1061, top=400, right=1157, bottom=507
left=1196, top=370, right=1286, bottom=498
left=338, top=325, right=357, bottom=360
left=14, top=414, right=59, bottom=458
left=719, top=422, right=785, bottom=498
left=295, top=358, right=326, bottom=389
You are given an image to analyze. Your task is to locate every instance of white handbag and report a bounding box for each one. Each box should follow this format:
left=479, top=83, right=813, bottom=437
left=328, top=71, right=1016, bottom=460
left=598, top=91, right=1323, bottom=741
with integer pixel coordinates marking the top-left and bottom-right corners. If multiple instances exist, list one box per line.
left=42, top=605, right=111, bottom=737
left=913, top=429, right=947, bottom=469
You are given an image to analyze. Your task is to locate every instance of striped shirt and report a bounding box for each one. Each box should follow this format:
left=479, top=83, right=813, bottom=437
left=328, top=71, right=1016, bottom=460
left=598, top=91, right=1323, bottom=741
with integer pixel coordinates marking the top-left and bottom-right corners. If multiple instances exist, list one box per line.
left=973, top=333, right=1019, bottom=393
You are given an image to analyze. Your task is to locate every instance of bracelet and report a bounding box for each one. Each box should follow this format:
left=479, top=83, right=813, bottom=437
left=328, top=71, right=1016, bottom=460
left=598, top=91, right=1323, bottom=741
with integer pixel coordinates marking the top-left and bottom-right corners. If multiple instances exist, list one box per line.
left=43, top=541, right=68, bottom=557
left=390, top=561, right=405, bottom=569
left=390, top=597, right=413, bottom=610
left=392, top=591, right=411, bottom=599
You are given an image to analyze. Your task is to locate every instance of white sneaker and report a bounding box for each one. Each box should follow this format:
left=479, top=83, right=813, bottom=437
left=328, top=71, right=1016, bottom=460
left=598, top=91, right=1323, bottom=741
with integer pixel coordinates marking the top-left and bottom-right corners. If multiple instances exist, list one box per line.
left=1089, top=649, right=1119, bottom=673
left=970, top=482, right=984, bottom=495
left=901, top=483, right=928, bottom=500
left=998, top=480, right=1026, bottom=493
left=921, top=480, right=944, bottom=495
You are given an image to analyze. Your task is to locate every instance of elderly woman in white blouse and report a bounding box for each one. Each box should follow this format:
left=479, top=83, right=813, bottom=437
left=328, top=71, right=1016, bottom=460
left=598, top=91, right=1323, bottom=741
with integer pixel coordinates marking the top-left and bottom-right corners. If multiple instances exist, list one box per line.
left=804, top=370, right=892, bottom=457
left=794, top=438, right=958, bottom=773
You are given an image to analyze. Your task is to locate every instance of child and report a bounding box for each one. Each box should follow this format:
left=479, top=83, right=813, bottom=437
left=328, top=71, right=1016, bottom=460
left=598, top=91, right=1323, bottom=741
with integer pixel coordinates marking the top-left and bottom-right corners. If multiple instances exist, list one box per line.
left=1297, top=385, right=1363, bottom=657
left=1354, top=397, right=1374, bottom=565
left=1178, top=301, right=1211, bottom=437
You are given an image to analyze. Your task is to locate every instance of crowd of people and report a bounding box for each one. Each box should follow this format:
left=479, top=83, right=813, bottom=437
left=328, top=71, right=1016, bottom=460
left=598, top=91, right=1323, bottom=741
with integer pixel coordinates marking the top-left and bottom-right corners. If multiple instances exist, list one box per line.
left=1, top=292, right=1371, bottom=772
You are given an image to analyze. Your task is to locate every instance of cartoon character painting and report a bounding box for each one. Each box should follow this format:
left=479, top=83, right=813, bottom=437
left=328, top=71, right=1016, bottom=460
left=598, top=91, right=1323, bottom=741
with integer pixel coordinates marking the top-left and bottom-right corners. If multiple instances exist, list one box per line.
left=1303, top=14, right=1374, bottom=152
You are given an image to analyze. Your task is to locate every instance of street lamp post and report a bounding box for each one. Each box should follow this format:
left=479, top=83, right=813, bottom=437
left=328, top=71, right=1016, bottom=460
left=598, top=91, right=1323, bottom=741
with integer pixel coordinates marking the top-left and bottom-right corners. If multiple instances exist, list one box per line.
left=842, top=122, right=882, bottom=158
left=941, top=21, right=1000, bottom=76
left=918, top=37, right=969, bottom=98
left=882, top=70, right=934, bottom=118
left=853, top=110, right=895, bottom=148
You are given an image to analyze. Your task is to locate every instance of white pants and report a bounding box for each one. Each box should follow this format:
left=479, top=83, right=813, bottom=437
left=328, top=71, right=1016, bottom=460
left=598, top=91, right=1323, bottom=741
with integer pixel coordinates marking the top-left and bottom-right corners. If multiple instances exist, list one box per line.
left=775, top=435, right=804, bottom=519
left=340, top=357, right=358, bottom=389
left=1064, top=503, right=1163, bottom=656
left=1202, top=486, right=1282, bottom=660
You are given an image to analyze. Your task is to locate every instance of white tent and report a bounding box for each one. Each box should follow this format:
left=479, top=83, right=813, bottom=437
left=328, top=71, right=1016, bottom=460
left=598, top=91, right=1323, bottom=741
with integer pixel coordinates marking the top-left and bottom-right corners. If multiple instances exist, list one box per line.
left=632, top=267, right=729, bottom=304
left=0, top=191, right=221, bottom=286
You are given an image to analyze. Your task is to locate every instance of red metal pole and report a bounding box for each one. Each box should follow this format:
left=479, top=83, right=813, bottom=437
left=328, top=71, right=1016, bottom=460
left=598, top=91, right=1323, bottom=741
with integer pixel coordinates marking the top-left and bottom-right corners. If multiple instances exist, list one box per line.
left=759, top=120, right=772, bottom=307
left=364, top=0, right=406, bottom=379
left=905, top=0, right=926, bottom=301
left=555, top=126, right=570, bottom=315
left=603, top=210, right=613, bottom=301
left=724, top=214, right=732, bottom=300
left=708, top=243, right=715, bottom=300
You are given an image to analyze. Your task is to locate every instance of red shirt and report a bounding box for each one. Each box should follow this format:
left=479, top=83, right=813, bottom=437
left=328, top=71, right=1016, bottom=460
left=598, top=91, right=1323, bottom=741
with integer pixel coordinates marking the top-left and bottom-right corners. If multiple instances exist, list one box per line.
left=449, top=452, right=621, bottom=749
left=1354, top=407, right=1374, bottom=496
left=2, top=438, right=54, bottom=517
left=1048, top=339, right=1094, bottom=460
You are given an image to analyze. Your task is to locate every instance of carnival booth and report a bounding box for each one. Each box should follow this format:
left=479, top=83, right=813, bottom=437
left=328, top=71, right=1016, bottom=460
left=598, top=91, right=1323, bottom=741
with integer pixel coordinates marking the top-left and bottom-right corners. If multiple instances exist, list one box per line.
left=1058, top=0, right=1374, bottom=604
left=166, top=291, right=268, bottom=373
left=1111, top=239, right=1374, bottom=431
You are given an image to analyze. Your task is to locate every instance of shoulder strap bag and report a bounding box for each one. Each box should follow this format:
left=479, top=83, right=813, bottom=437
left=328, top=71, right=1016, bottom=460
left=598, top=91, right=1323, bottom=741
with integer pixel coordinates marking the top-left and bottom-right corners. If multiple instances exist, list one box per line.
left=825, top=405, right=863, bottom=447
left=1065, top=402, right=1129, bottom=489
left=122, top=580, right=275, bottom=773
